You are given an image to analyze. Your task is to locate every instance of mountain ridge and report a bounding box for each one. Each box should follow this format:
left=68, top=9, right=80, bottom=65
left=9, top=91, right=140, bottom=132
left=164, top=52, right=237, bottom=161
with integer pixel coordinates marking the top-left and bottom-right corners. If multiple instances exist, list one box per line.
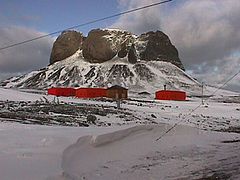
left=50, top=28, right=185, bottom=70
left=1, top=49, right=202, bottom=95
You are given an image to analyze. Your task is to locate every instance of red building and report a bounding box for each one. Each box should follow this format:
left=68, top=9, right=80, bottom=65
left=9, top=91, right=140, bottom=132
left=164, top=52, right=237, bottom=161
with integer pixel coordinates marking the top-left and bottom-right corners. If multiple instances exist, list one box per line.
left=75, top=88, right=107, bottom=98
left=155, top=90, right=186, bottom=101
left=47, top=87, right=76, bottom=97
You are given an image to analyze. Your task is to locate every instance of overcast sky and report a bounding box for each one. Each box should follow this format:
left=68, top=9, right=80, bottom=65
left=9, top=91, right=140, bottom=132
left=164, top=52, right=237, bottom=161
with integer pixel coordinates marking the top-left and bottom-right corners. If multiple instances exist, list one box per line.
left=0, top=0, right=239, bottom=92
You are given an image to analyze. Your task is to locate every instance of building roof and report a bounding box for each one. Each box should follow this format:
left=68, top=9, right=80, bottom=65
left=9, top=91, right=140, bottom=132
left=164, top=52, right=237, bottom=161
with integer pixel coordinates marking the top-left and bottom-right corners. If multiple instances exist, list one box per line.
left=107, top=85, right=128, bottom=90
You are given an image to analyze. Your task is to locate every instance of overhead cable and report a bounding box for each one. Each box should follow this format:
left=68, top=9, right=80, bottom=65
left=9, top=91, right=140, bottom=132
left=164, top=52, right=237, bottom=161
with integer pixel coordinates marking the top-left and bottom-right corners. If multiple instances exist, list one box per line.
left=0, top=0, right=173, bottom=51
left=156, top=68, right=240, bottom=141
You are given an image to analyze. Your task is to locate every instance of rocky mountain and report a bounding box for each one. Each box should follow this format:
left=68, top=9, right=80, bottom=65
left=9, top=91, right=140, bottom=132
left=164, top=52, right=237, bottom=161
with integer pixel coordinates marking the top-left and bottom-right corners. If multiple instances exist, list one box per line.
left=49, top=28, right=184, bottom=70
left=82, top=29, right=134, bottom=63
left=1, top=28, right=202, bottom=95
left=138, top=31, right=184, bottom=70
left=50, top=30, right=84, bottom=64
left=1, top=54, right=202, bottom=96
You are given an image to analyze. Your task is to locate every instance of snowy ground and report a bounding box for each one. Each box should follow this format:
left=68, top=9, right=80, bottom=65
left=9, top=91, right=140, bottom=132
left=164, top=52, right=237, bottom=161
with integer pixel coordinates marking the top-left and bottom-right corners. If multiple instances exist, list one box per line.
left=0, top=87, right=239, bottom=180
left=57, top=125, right=240, bottom=180
left=0, top=123, right=126, bottom=180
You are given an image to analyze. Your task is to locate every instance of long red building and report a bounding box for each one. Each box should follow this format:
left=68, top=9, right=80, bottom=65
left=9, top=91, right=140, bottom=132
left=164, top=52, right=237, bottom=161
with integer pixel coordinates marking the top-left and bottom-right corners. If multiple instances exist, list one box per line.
left=47, top=86, right=128, bottom=99
left=47, top=87, right=76, bottom=97
left=75, top=88, right=107, bottom=98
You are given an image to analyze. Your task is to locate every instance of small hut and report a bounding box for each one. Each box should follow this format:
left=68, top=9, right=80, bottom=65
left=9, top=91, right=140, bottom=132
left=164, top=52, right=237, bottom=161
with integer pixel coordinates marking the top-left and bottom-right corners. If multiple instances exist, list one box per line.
left=155, top=90, right=186, bottom=101
left=106, top=85, right=128, bottom=99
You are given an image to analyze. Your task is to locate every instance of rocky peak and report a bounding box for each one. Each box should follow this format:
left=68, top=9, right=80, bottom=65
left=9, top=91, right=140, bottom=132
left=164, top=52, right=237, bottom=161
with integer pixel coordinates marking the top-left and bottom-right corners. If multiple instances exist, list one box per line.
left=137, top=31, right=185, bottom=71
left=50, top=30, right=85, bottom=64
left=49, top=28, right=185, bottom=71
left=117, top=40, right=129, bottom=58
left=128, top=44, right=138, bottom=64
left=82, top=28, right=134, bottom=63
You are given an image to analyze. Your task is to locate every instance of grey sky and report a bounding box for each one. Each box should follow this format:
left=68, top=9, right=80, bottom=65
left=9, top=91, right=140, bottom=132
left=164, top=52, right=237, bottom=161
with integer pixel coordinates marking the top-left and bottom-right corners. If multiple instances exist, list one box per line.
left=0, top=26, right=53, bottom=80
left=111, top=0, right=240, bottom=91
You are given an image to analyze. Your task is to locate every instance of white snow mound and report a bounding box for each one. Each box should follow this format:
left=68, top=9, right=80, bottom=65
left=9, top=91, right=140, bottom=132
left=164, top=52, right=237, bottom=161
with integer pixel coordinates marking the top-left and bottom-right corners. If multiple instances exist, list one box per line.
left=55, top=124, right=240, bottom=180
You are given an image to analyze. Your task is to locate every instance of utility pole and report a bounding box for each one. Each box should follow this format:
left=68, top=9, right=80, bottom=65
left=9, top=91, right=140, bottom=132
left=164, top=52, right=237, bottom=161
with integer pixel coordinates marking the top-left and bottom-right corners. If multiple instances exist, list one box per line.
left=116, top=92, right=121, bottom=109
left=201, top=82, right=204, bottom=105
left=116, top=99, right=121, bottom=109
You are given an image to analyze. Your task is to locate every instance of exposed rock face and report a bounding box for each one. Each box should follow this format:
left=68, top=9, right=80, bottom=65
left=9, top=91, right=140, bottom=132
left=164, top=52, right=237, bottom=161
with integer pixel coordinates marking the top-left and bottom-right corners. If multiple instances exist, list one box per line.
left=118, top=41, right=128, bottom=58
left=50, top=30, right=84, bottom=64
left=137, top=31, right=185, bottom=71
left=133, top=63, right=155, bottom=81
left=82, top=29, right=134, bottom=63
left=128, top=44, right=137, bottom=64
left=49, top=28, right=185, bottom=70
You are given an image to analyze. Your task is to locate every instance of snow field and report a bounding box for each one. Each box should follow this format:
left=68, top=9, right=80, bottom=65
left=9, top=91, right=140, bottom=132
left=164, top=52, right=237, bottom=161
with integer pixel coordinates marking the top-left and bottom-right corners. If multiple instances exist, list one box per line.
left=54, top=125, right=240, bottom=180
left=0, top=87, right=239, bottom=180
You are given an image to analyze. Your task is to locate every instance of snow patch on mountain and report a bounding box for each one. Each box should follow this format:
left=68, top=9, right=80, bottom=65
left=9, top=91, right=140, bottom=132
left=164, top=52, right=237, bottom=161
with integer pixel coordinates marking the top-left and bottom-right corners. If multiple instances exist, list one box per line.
left=1, top=49, right=204, bottom=96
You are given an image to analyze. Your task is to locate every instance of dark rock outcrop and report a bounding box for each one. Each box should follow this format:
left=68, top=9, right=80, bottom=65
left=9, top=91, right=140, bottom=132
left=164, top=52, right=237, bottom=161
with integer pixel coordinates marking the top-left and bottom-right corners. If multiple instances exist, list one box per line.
left=86, top=115, right=97, bottom=124
left=137, top=31, right=185, bottom=70
left=118, top=40, right=129, bottom=58
left=82, top=29, right=116, bottom=63
left=82, top=29, right=134, bottom=63
left=49, top=29, right=185, bottom=71
left=50, top=30, right=84, bottom=64
left=128, top=44, right=137, bottom=64
left=133, top=63, right=155, bottom=81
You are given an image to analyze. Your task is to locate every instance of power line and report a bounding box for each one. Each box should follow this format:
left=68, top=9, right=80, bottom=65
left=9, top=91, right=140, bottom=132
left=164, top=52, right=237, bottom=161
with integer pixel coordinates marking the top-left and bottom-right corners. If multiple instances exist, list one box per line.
left=0, top=0, right=174, bottom=51
left=155, top=103, right=202, bottom=141
left=156, top=68, right=240, bottom=141
left=208, top=69, right=240, bottom=97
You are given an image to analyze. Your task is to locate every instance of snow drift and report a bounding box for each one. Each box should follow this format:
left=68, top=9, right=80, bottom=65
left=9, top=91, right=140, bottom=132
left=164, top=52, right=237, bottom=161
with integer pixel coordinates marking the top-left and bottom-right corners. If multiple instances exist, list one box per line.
left=54, top=124, right=240, bottom=180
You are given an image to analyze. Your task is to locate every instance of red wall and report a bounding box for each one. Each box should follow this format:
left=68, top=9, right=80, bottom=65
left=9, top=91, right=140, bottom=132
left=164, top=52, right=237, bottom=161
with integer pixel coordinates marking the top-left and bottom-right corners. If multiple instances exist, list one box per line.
left=75, top=88, right=107, bottom=98
left=155, top=90, right=186, bottom=101
left=48, top=88, right=76, bottom=97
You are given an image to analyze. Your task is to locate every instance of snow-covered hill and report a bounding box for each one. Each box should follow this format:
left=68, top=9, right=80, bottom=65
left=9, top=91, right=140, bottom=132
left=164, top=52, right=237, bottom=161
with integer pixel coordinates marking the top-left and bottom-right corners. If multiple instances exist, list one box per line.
left=1, top=50, right=203, bottom=95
